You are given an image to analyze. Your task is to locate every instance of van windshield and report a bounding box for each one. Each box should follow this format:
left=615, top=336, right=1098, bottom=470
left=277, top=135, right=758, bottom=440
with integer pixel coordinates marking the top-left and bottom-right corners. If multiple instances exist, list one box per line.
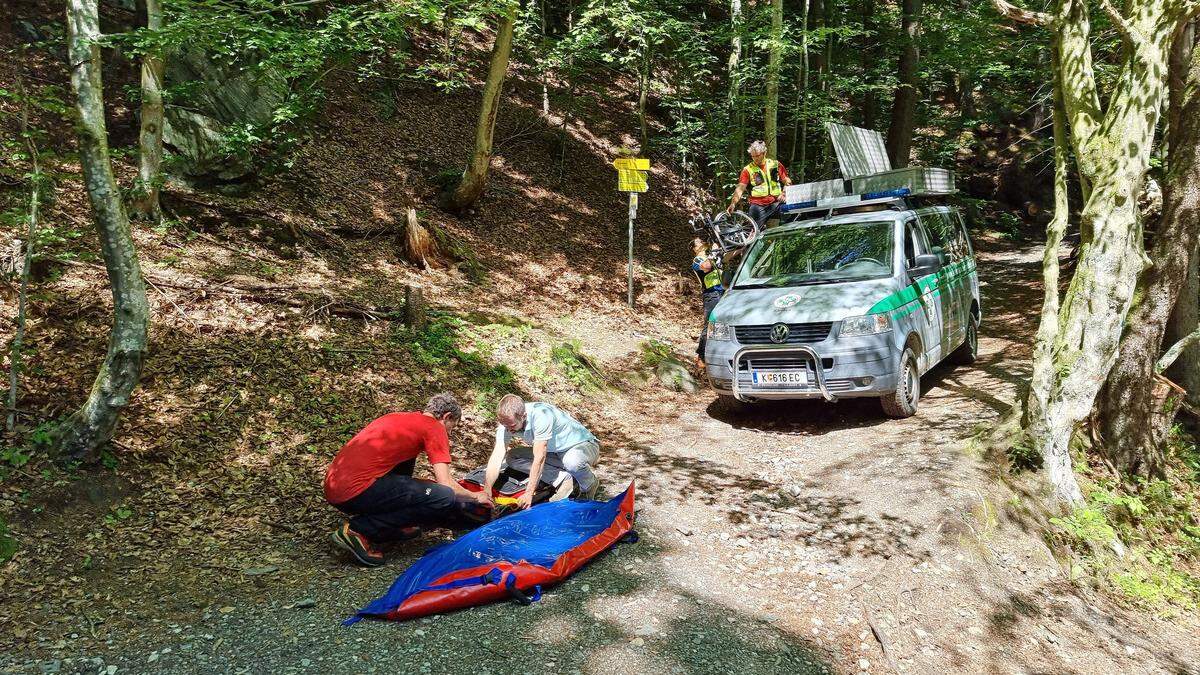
left=733, top=220, right=894, bottom=288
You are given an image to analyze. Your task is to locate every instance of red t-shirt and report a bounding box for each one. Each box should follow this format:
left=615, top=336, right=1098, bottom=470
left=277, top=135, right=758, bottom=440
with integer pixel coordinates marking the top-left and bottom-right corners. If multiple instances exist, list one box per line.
left=738, top=161, right=789, bottom=205
left=323, top=412, right=451, bottom=505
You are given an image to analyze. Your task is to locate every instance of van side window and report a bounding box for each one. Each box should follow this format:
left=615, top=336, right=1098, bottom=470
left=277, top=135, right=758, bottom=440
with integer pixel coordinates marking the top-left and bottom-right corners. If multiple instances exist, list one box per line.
left=922, top=211, right=961, bottom=263
left=954, top=212, right=974, bottom=257
left=904, top=220, right=925, bottom=268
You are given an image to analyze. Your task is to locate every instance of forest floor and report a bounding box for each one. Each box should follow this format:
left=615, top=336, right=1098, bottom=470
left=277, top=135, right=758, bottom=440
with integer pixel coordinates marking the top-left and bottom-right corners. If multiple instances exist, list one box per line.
left=3, top=12, right=1200, bottom=671
left=3, top=232, right=1200, bottom=674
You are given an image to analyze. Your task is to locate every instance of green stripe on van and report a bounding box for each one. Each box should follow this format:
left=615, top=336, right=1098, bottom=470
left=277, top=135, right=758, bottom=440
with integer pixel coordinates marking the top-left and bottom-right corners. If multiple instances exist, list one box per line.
left=867, top=257, right=975, bottom=315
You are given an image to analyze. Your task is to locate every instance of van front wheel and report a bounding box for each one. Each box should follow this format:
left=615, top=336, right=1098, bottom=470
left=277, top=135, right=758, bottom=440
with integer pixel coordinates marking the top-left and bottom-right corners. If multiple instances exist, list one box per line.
left=881, top=348, right=920, bottom=418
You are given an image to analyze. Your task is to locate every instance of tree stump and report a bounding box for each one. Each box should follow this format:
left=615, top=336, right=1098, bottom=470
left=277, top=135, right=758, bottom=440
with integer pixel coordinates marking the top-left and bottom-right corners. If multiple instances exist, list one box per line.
left=402, top=207, right=439, bottom=269
left=404, top=285, right=427, bottom=331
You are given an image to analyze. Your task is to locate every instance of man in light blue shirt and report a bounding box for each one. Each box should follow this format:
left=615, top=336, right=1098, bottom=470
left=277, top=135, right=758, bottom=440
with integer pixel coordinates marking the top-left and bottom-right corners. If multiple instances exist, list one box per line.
left=481, top=395, right=601, bottom=509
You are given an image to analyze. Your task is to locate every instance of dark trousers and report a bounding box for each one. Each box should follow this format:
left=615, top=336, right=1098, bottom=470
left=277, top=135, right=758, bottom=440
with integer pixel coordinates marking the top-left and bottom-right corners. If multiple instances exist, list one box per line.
left=334, top=461, right=458, bottom=542
left=697, top=289, right=724, bottom=359
left=749, top=202, right=782, bottom=229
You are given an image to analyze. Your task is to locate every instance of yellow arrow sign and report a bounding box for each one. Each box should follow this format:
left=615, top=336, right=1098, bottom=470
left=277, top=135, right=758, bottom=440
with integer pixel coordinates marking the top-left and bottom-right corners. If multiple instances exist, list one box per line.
left=613, top=157, right=650, bottom=192
left=612, top=157, right=650, bottom=171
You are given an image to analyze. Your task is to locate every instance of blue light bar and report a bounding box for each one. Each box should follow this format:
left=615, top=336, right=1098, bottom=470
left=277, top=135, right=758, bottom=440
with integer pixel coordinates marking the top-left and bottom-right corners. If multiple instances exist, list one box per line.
left=781, top=200, right=818, bottom=212
left=861, top=188, right=911, bottom=200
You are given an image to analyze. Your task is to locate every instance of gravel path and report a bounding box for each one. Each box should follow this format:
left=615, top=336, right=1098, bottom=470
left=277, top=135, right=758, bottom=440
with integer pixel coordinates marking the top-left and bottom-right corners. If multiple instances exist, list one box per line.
left=5, top=243, right=1200, bottom=675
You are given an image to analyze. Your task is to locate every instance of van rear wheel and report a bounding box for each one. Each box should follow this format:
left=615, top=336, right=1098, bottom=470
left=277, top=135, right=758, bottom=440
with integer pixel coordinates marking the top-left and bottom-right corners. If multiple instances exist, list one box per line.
left=881, top=348, right=920, bottom=418
left=951, top=316, right=978, bottom=366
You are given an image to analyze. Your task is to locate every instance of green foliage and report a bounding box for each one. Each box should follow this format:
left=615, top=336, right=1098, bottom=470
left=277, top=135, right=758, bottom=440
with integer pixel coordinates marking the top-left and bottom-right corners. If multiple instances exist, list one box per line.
left=1053, top=428, right=1200, bottom=612
left=639, top=339, right=675, bottom=369
left=0, top=518, right=16, bottom=565
left=402, top=316, right=517, bottom=408
left=550, top=340, right=603, bottom=391
left=0, top=446, right=31, bottom=469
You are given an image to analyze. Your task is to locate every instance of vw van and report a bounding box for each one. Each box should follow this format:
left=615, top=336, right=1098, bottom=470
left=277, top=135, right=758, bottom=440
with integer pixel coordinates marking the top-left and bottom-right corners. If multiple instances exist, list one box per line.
left=703, top=201, right=980, bottom=417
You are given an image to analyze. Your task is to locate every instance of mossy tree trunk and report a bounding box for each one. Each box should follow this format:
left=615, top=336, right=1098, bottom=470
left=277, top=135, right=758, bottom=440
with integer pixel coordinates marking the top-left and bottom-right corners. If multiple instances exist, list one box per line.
left=997, top=0, right=1197, bottom=505
left=1096, top=22, right=1200, bottom=478
left=726, top=0, right=744, bottom=193
left=130, top=0, right=165, bottom=223
left=59, top=0, right=150, bottom=462
left=446, top=4, right=517, bottom=213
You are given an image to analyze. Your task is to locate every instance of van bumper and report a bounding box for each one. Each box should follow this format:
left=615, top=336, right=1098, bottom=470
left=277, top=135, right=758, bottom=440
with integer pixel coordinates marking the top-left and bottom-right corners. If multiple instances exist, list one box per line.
left=705, top=335, right=897, bottom=401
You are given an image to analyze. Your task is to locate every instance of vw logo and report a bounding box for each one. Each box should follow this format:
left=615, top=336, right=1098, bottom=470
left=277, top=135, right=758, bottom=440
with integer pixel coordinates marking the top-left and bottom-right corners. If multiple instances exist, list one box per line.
left=770, top=323, right=790, bottom=344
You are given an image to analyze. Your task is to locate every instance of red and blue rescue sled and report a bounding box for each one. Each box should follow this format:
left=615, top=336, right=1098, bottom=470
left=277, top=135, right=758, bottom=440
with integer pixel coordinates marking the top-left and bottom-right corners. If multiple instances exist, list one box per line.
left=344, top=483, right=637, bottom=624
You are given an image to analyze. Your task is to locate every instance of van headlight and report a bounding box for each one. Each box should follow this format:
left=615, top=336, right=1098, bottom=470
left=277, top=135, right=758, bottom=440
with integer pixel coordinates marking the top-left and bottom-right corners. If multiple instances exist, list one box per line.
left=840, top=314, right=892, bottom=337
left=708, top=321, right=733, bottom=341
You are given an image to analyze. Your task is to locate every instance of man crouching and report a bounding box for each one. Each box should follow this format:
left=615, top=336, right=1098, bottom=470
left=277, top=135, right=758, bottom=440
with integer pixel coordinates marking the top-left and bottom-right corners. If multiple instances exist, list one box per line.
left=324, top=393, right=491, bottom=566
left=481, top=395, right=601, bottom=509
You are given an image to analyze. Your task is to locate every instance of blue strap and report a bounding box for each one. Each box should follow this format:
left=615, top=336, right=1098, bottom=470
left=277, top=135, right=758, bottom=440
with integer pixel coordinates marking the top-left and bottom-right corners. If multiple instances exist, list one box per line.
left=504, top=572, right=542, bottom=605
left=423, top=567, right=504, bottom=592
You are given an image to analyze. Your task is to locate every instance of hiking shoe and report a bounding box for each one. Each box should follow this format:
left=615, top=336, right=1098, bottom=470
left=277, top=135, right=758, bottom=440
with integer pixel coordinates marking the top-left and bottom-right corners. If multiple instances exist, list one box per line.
left=331, top=523, right=384, bottom=567
left=572, top=478, right=602, bottom=502
left=548, top=477, right=576, bottom=503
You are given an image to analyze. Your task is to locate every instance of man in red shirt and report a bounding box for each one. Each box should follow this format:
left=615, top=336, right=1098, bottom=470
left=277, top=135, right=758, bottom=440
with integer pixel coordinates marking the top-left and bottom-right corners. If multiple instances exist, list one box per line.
left=726, top=139, right=791, bottom=229
left=325, top=393, right=490, bottom=566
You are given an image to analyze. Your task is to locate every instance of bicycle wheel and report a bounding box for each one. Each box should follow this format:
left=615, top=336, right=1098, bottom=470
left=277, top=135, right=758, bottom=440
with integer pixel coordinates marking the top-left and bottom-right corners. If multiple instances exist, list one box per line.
left=714, top=211, right=760, bottom=251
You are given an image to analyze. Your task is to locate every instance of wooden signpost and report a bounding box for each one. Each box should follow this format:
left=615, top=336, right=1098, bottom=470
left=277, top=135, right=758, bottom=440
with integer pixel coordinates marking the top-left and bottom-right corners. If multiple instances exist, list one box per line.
left=612, top=157, right=649, bottom=308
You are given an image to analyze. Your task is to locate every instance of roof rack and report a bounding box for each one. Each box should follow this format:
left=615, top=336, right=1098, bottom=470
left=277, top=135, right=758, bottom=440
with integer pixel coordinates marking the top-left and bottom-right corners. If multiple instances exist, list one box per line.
left=782, top=124, right=956, bottom=213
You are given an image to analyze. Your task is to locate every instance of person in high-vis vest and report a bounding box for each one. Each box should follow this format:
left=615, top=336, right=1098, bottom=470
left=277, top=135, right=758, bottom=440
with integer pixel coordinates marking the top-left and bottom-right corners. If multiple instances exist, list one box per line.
left=726, top=140, right=791, bottom=228
left=692, top=237, right=725, bottom=364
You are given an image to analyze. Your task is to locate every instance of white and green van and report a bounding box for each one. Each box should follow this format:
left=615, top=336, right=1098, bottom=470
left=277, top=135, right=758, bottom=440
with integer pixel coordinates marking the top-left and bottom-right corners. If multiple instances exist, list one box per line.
left=703, top=200, right=980, bottom=417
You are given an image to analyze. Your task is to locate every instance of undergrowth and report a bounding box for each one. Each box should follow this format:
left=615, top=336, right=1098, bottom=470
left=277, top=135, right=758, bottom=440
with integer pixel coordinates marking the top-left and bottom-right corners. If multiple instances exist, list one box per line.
left=400, top=315, right=518, bottom=412
left=1050, top=425, right=1200, bottom=613
left=550, top=340, right=604, bottom=392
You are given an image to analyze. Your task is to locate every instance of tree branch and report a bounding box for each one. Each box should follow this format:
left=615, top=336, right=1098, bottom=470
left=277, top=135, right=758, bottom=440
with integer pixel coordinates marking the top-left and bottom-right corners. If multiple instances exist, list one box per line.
left=1157, top=327, right=1200, bottom=373
left=991, top=0, right=1051, bottom=25
left=1098, top=0, right=1157, bottom=66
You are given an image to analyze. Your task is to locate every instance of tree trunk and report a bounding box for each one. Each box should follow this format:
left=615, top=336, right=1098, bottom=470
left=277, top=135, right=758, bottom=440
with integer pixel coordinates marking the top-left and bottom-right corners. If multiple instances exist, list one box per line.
left=726, top=0, right=744, bottom=193
left=788, top=0, right=809, bottom=173
left=860, top=0, right=877, bottom=129
left=1165, top=22, right=1200, bottom=404
left=1095, top=21, right=1200, bottom=477
left=59, top=0, right=150, bottom=461
left=1018, top=0, right=1181, bottom=505
left=764, top=0, right=783, bottom=157
left=885, top=0, right=921, bottom=168
left=637, top=37, right=652, bottom=150
left=130, top=0, right=164, bottom=223
left=446, top=6, right=517, bottom=213
left=8, top=77, right=40, bottom=432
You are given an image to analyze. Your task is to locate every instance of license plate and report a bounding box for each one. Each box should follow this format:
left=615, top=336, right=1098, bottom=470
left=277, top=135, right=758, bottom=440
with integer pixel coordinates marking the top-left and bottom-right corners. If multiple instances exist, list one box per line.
left=752, top=370, right=808, bottom=386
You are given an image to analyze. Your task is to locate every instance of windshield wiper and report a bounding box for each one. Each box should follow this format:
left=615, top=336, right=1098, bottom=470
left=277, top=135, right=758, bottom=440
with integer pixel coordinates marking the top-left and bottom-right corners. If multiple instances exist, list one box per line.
left=732, top=282, right=784, bottom=290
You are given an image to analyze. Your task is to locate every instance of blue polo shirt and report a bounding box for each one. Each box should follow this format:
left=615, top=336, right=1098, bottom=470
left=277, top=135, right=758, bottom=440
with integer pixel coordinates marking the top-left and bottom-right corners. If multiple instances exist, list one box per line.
left=495, top=402, right=595, bottom=454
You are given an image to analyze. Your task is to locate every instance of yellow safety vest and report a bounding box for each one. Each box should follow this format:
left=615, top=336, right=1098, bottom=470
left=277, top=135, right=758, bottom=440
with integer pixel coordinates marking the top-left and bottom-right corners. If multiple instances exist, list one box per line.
left=745, top=159, right=782, bottom=198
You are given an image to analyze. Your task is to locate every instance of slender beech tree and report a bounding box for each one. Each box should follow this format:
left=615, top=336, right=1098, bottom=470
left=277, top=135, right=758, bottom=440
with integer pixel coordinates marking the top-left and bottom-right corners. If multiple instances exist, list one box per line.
left=886, top=0, right=921, bottom=168
left=860, top=0, right=877, bottom=129
left=60, top=0, right=150, bottom=461
left=8, top=76, right=40, bottom=433
left=1095, top=22, right=1200, bottom=477
left=130, top=0, right=165, bottom=223
left=995, top=0, right=1200, bottom=504
left=726, top=0, right=744, bottom=187
left=446, top=3, right=517, bottom=212
left=764, top=0, right=783, bottom=157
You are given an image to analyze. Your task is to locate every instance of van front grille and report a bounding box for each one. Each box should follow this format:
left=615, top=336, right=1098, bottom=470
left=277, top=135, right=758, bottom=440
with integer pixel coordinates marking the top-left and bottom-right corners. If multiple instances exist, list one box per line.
left=736, top=322, right=833, bottom=344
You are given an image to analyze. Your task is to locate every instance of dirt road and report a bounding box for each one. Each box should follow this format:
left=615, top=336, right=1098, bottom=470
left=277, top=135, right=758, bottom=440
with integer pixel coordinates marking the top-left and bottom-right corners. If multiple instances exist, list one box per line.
left=5, top=244, right=1199, bottom=675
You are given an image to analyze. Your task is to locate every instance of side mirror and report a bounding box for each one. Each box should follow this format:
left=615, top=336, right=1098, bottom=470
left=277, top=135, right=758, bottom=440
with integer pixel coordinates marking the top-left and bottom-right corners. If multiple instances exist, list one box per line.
left=908, top=253, right=942, bottom=278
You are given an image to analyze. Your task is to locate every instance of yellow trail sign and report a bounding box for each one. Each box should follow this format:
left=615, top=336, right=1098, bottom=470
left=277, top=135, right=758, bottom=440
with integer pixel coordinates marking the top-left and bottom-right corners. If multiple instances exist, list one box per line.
left=612, top=157, right=650, bottom=193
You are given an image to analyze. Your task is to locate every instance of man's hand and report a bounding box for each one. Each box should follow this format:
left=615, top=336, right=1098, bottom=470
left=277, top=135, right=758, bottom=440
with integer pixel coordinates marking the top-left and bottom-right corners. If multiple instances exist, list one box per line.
left=516, top=492, right=534, bottom=510
left=725, top=203, right=735, bottom=215
left=473, top=490, right=494, bottom=507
